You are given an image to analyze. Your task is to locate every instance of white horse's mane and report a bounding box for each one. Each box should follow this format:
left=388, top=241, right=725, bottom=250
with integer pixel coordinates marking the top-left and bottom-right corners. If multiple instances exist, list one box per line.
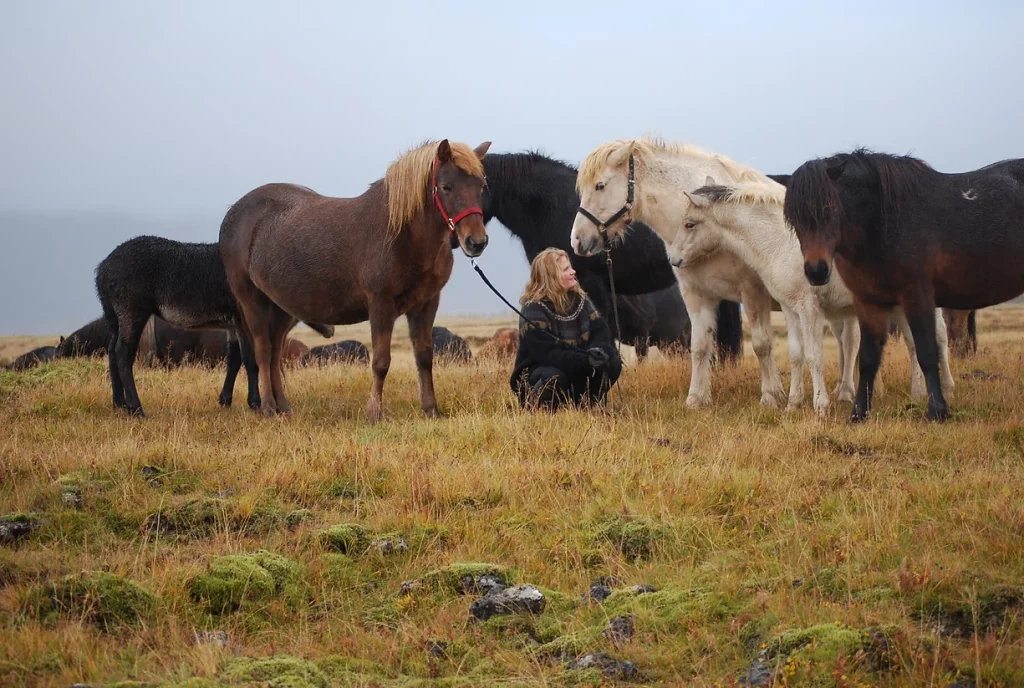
left=577, top=136, right=773, bottom=192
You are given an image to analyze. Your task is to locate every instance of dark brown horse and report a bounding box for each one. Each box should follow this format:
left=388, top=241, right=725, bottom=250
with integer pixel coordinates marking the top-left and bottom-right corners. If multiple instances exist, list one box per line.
left=219, top=139, right=491, bottom=419
left=784, top=148, right=1024, bottom=422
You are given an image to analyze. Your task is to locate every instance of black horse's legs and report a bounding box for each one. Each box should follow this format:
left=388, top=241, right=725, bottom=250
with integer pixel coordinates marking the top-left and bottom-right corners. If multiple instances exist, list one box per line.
left=115, top=314, right=150, bottom=417
left=219, top=331, right=242, bottom=407
left=106, top=331, right=126, bottom=409
left=904, top=298, right=947, bottom=422
left=239, top=332, right=262, bottom=411
left=850, top=302, right=889, bottom=423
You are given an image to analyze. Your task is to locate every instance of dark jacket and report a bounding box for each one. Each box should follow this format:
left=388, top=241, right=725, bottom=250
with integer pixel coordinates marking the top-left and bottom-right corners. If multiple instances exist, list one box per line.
left=509, top=292, right=622, bottom=402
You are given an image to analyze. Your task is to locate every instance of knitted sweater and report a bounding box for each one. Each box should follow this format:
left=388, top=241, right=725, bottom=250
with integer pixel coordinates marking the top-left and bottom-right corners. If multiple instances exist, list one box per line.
left=509, top=292, right=621, bottom=400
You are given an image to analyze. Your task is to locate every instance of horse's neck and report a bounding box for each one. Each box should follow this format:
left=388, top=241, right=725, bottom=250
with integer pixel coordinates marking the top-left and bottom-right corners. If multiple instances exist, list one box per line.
left=637, top=155, right=727, bottom=239
left=711, top=202, right=799, bottom=275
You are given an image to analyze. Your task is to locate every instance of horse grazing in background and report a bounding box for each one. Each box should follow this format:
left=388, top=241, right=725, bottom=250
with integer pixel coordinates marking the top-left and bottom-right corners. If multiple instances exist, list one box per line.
left=95, top=237, right=332, bottom=417
left=480, top=151, right=742, bottom=362
left=667, top=178, right=953, bottom=411
left=571, top=137, right=804, bottom=410
left=219, top=139, right=491, bottom=420
left=784, top=148, right=1024, bottom=421
left=7, top=346, right=57, bottom=371
left=943, top=309, right=978, bottom=357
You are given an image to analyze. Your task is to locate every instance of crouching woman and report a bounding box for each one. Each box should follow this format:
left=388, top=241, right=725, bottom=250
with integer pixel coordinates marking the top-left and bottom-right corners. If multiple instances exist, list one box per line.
left=510, top=248, right=622, bottom=410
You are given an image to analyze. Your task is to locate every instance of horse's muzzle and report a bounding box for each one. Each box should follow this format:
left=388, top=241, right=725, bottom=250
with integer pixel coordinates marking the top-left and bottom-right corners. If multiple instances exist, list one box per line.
left=573, top=235, right=602, bottom=258
left=803, top=259, right=831, bottom=286
left=462, top=234, right=488, bottom=258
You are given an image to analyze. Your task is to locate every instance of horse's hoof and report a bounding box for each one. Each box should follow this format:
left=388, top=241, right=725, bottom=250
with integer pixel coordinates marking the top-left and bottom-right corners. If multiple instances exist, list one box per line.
left=927, top=404, right=948, bottom=423
left=128, top=408, right=146, bottom=419
left=218, top=395, right=232, bottom=408
left=261, top=405, right=278, bottom=418
left=685, top=395, right=708, bottom=409
left=760, top=395, right=781, bottom=409
left=849, top=407, right=867, bottom=423
left=424, top=407, right=445, bottom=419
left=366, top=403, right=383, bottom=424
left=248, top=401, right=262, bottom=412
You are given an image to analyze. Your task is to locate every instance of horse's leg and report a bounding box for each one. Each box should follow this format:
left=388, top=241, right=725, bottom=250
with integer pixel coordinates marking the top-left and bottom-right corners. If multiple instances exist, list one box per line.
left=219, top=331, right=241, bottom=408
left=406, top=294, right=443, bottom=418
left=114, top=313, right=150, bottom=417
left=106, top=331, right=126, bottom=409
left=934, top=309, right=955, bottom=397
left=268, top=308, right=297, bottom=415
left=740, top=285, right=783, bottom=408
left=800, top=306, right=830, bottom=415
left=829, top=315, right=858, bottom=403
left=891, top=310, right=925, bottom=400
left=829, top=318, right=845, bottom=398
left=634, top=335, right=649, bottom=362
left=682, top=288, right=717, bottom=408
left=367, top=300, right=397, bottom=423
left=238, top=330, right=262, bottom=411
left=902, top=298, right=947, bottom=422
left=850, top=302, right=890, bottom=423
left=780, top=305, right=805, bottom=410
left=233, top=288, right=276, bottom=417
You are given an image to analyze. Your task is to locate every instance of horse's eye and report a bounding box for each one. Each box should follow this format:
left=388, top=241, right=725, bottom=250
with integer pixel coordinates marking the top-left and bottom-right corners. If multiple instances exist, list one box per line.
left=685, top=222, right=697, bottom=230
left=596, top=182, right=605, bottom=191
left=441, top=184, right=453, bottom=193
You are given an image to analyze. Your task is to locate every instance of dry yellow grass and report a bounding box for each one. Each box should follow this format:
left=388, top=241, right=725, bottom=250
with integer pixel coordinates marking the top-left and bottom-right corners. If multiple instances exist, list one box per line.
left=1, top=307, right=1023, bottom=687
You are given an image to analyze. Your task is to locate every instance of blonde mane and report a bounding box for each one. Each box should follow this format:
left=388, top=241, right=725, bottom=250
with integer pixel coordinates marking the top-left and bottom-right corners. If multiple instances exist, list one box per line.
left=577, top=136, right=773, bottom=193
left=384, top=140, right=485, bottom=238
left=710, top=179, right=787, bottom=207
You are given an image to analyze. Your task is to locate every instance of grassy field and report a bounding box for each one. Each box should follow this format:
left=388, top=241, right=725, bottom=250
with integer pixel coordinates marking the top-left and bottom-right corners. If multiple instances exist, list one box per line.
left=2, top=307, right=1024, bottom=687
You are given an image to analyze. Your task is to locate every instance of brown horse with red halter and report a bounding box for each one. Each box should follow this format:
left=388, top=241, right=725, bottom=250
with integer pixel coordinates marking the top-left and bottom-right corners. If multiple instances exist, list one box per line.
left=219, top=139, right=491, bottom=420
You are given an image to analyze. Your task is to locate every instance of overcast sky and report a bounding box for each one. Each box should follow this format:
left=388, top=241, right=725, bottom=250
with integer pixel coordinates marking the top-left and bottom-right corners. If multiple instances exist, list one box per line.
left=1, top=1, right=1021, bottom=335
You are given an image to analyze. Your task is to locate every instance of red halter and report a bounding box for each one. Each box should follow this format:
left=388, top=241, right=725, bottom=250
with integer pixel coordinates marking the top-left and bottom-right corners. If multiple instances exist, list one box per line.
left=432, top=157, right=483, bottom=234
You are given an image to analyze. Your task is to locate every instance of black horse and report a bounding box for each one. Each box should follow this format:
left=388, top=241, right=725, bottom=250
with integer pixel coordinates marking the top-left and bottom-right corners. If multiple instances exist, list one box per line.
left=7, top=346, right=57, bottom=371
left=785, top=149, right=1024, bottom=422
left=95, top=236, right=332, bottom=417
left=301, top=340, right=371, bottom=366
left=479, top=151, right=743, bottom=362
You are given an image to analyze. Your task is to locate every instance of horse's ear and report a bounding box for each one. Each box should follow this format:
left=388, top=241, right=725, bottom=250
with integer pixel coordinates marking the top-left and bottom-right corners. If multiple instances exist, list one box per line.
left=59, top=336, right=65, bottom=344
left=437, top=139, right=453, bottom=163
left=826, top=158, right=848, bottom=182
left=473, top=141, right=492, bottom=159
left=705, top=175, right=716, bottom=186
left=684, top=189, right=710, bottom=207
left=607, top=141, right=633, bottom=169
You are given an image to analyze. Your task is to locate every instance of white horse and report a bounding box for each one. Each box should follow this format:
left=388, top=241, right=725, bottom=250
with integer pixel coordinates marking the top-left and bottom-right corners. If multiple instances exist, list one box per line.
left=569, top=137, right=952, bottom=413
left=569, top=137, right=793, bottom=410
left=666, top=177, right=954, bottom=407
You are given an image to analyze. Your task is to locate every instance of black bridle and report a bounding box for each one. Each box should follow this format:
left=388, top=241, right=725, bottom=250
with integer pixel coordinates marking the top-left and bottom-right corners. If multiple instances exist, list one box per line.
left=574, top=153, right=634, bottom=353
left=575, top=152, right=635, bottom=250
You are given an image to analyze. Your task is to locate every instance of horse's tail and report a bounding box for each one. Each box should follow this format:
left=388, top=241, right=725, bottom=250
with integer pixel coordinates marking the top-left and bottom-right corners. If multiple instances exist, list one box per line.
left=715, top=300, right=743, bottom=366
left=94, top=258, right=118, bottom=342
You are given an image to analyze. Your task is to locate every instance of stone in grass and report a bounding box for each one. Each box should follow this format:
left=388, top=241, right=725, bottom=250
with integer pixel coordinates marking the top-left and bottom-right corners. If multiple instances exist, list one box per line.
left=411, top=563, right=513, bottom=596
left=188, top=550, right=306, bottom=615
left=739, top=652, right=773, bottom=687
left=0, top=513, right=40, bottom=545
left=469, top=584, right=545, bottom=621
left=221, top=655, right=328, bottom=688
left=566, top=652, right=639, bottom=681
left=587, top=576, right=621, bottom=603
left=603, top=615, right=635, bottom=645
left=368, top=534, right=409, bottom=556
left=318, top=524, right=371, bottom=555
left=28, top=571, right=155, bottom=631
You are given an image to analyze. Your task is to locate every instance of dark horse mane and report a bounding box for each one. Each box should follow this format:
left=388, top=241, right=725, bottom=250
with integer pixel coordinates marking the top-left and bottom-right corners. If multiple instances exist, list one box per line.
left=785, top=147, right=933, bottom=238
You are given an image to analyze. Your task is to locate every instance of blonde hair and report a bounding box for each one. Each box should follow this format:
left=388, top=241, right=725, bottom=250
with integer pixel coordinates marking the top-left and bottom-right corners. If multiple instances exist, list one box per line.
left=384, top=140, right=486, bottom=240
left=520, top=248, right=586, bottom=314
